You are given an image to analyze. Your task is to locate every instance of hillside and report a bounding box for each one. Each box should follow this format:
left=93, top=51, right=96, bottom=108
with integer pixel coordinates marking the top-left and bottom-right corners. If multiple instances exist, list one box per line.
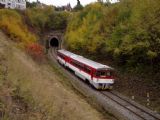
left=0, top=0, right=159, bottom=118
left=0, top=31, right=116, bottom=120
left=64, top=0, right=160, bottom=112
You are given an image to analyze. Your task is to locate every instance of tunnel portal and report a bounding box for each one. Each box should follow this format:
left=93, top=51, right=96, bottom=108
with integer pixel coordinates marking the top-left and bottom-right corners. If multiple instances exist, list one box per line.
left=50, top=37, right=59, bottom=47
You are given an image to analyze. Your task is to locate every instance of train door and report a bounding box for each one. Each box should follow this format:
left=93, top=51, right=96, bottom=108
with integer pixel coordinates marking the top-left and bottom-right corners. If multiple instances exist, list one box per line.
left=65, top=56, right=70, bottom=67
left=91, top=69, right=94, bottom=80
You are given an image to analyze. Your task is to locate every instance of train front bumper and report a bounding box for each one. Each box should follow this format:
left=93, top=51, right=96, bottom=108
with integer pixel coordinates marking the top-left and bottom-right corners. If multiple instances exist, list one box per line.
left=97, top=83, right=113, bottom=90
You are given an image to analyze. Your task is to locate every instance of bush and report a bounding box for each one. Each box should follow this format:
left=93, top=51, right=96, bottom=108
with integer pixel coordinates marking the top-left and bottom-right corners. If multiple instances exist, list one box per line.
left=26, top=6, right=70, bottom=33
left=26, top=43, right=45, bottom=62
left=0, top=9, right=45, bottom=63
left=0, top=9, right=37, bottom=48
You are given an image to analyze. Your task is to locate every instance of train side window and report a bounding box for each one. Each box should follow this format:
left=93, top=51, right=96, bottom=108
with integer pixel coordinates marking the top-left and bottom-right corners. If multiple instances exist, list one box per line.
left=79, top=64, right=84, bottom=70
left=71, top=60, right=85, bottom=70
left=57, top=52, right=60, bottom=57
left=70, top=61, right=74, bottom=65
left=74, top=62, right=77, bottom=66
left=60, top=54, right=65, bottom=59
left=84, top=67, right=91, bottom=73
left=87, top=68, right=91, bottom=73
left=73, top=61, right=77, bottom=66
left=71, top=60, right=78, bottom=67
left=77, top=62, right=82, bottom=69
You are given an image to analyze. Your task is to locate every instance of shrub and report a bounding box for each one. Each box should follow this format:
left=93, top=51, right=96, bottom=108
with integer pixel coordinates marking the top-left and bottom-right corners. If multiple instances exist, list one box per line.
left=26, top=7, right=70, bottom=32
left=0, top=9, right=37, bottom=48
left=26, top=43, right=45, bottom=62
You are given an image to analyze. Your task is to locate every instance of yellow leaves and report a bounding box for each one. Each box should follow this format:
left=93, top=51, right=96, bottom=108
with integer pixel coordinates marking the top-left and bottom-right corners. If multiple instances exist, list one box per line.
left=0, top=9, right=37, bottom=48
left=136, top=41, right=150, bottom=48
left=114, top=48, right=121, bottom=56
left=65, top=3, right=105, bottom=54
left=65, top=0, right=160, bottom=67
left=147, top=50, right=157, bottom=59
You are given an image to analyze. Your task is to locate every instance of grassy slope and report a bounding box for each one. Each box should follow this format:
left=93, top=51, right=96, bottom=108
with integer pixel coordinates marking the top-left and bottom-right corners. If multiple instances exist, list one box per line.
left=0, top=31, right=114, bottom=120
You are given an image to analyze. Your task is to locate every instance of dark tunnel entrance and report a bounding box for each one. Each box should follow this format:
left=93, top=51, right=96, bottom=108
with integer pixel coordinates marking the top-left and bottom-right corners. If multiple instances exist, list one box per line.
left=50, top=37, right=59, bottom=48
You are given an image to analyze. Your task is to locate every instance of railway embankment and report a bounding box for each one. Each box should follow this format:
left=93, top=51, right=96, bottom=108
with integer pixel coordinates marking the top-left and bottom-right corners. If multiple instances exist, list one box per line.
left=0, top=31, right=115, bottom=120
left=48, top=48, right=160, bottom=120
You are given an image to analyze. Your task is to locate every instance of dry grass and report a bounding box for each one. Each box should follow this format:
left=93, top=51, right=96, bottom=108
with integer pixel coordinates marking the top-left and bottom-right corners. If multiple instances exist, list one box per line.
left=0, top=31, right=112, bottom=120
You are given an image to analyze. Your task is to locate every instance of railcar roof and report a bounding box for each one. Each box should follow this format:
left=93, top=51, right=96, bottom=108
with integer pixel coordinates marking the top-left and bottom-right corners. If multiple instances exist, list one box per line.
left=74, top=56, right=111, bottom=69
left=58, top=49, right=112, bottom=69
left=58, top=49, right=78, bottom=57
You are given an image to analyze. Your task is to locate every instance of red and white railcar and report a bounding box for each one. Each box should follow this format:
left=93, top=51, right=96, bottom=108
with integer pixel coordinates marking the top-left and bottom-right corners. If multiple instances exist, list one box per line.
left=57, top=49, right=115, bottom=89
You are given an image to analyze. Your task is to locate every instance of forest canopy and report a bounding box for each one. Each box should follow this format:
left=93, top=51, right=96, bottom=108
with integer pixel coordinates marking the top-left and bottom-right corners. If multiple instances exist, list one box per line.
left=26, top=6, right=70, bottom=33
left=65, top=0, right=160, bottom=71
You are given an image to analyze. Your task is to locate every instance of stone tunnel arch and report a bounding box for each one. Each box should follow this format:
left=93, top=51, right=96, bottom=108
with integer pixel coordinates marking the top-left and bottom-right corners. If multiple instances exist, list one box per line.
left=50, top=37, right=59, bottom=48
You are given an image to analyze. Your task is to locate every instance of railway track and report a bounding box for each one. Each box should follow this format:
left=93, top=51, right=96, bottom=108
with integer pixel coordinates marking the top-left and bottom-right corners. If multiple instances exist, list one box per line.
left=49, top=47, right=160, bottom=120
left=101, top=91, right=160, bottom=120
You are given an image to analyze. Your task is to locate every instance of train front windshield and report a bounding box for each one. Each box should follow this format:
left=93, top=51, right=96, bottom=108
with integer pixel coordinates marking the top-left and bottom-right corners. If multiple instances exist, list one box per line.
left=95, top=70, right=113, bottom=78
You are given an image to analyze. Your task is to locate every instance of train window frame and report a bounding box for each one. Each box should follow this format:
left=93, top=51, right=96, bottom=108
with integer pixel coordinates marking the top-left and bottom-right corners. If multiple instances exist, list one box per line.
left=84, top=67, right=91, bottom=73
left=106, top=71, right=111, bottom=76
left=58, top=53, right=65, bottom=60
left=95, top=70, right=112, bottom=77
left=71, top=60, right=91, bottom=73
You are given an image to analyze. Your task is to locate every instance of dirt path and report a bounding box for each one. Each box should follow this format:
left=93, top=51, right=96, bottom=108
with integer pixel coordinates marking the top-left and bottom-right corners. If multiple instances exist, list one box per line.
left=0, top=31, right=115, bottom=120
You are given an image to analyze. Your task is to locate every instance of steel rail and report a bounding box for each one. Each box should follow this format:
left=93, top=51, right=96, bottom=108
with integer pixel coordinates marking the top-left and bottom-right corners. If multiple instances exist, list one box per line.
left=108, top=91, right=160, bottom=120
left=101, top=91, right=159, bottom=120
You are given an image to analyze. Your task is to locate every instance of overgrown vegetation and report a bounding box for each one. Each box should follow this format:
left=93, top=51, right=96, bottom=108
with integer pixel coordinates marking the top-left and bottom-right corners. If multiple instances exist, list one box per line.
left=0, top=7, right=69, bottom=62
left=25, top=6, right=70, bottom=33
left=0, top=9, right=37, bottom=48
left=26, top=43, right=45, bottom=63
left=65, top=0, right=160, bottom=112
left=65, top=0, right=160, bottom=83
left=0, top=31, right=108, bottom=120
left=0, top=9, right=46, bottom=63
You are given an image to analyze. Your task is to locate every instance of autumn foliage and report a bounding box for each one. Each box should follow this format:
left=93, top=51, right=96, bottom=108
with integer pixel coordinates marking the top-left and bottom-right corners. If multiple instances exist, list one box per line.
left=26, top=43, right=45, bottom=62
left=65, top=0, right=160, bottom=69
left=65, top=0, right=160, bottom=84
left=0, top=9, right=45, bottom=62
left=0, top=9, right=37, bottom=48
